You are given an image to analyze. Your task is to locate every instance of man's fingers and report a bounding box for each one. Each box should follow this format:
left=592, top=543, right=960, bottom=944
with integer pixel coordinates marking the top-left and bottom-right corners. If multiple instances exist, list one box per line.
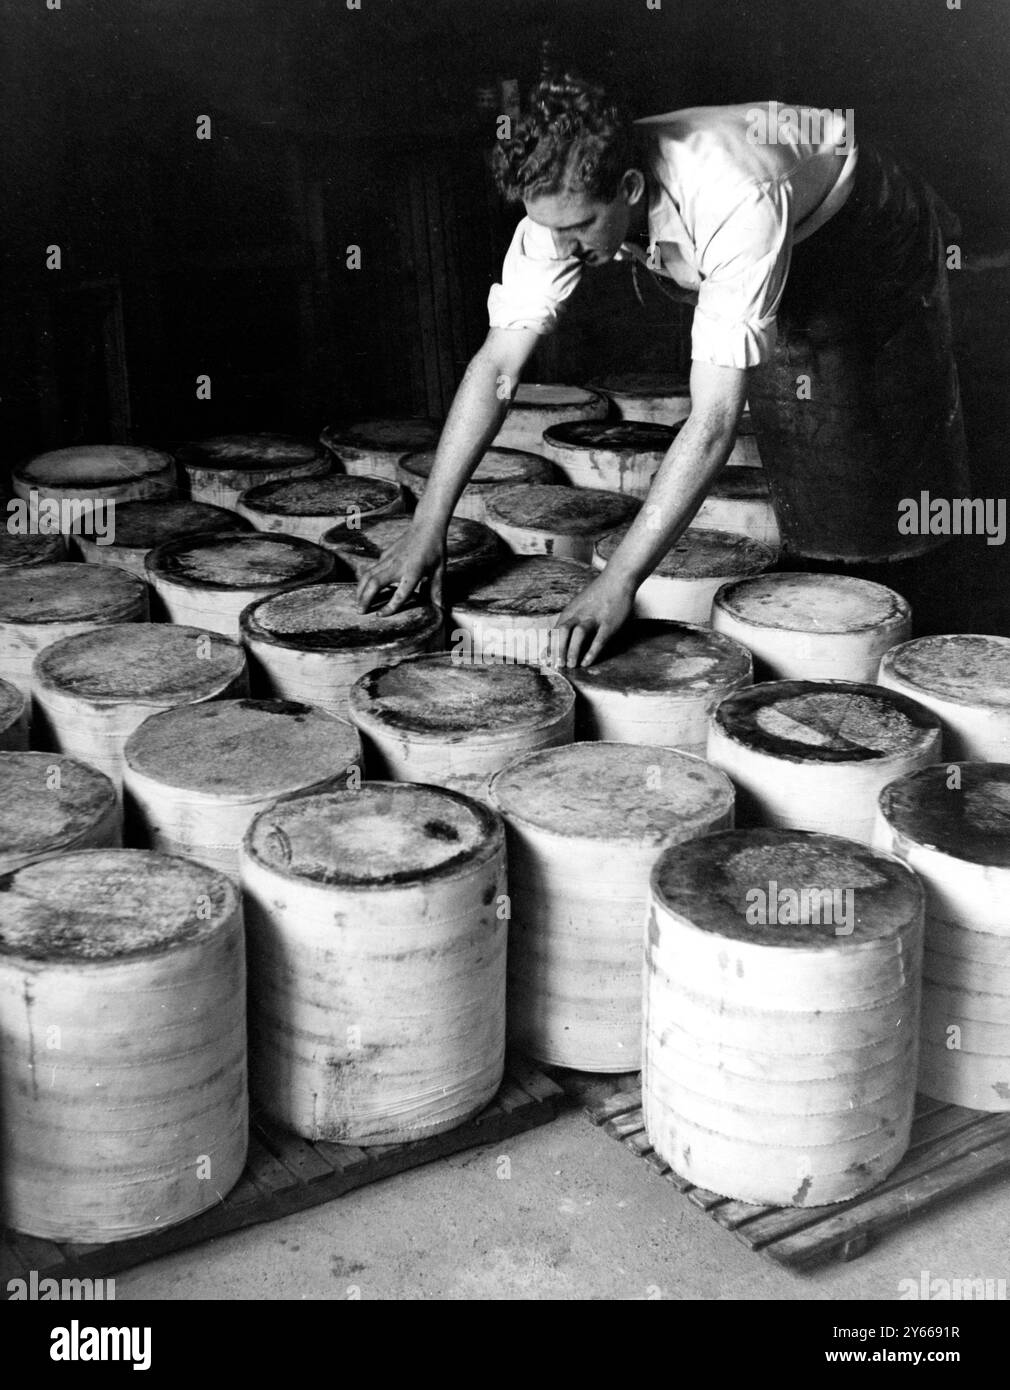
left=565, top=624, right=591, bottom=669
left=580, top=623, right=611, bottom=669
left=356, top=568, right=384, bottom=613
left=378, top=575, right=417, bottom=617
left=430, top=556, right=446, bottom=614
left=545, top=622, right=570, bottom=668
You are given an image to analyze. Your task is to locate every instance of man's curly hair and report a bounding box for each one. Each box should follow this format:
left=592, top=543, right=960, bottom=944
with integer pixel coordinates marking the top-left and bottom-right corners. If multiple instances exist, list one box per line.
left=492, top=71, right=636, bottom=204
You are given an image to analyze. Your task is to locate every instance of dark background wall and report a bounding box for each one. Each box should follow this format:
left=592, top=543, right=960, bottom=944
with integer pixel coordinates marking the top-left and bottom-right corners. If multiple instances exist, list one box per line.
left=3, top=0, right=1008, bottom=491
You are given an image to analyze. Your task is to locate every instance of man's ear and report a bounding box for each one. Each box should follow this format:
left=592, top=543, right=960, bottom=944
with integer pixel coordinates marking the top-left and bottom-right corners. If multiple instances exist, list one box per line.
left=621, top=168, right=647, bottom=205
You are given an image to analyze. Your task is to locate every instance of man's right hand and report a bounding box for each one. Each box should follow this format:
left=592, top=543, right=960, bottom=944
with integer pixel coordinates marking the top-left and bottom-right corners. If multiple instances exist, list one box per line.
left=356, top=518, right=447, bottom=616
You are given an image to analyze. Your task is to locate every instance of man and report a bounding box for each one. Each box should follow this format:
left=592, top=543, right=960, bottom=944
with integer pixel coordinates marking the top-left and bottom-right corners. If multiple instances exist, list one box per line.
left=357, top=72, right=968, bottom=667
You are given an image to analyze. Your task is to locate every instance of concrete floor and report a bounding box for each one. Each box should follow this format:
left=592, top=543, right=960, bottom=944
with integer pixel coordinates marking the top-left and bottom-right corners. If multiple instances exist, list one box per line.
left=114, top=1106, right=1010, bottom=1301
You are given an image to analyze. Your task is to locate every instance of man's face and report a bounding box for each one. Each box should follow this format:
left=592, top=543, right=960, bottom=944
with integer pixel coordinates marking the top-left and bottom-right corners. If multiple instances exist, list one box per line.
left=525, top=171, right=642, bottom=266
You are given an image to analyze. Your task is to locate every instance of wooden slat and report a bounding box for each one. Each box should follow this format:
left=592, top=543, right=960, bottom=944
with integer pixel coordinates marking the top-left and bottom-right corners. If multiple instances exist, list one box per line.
left=7, top=1231, right=64, bottom=1274
left=587, top=1084, right=643, bottom=1127
left=505, top=1058, right=565, bottom=1108
left=494, top=1079, right=531, bottom=1117
left=252, top=1115, right=337, bottom=1184
left=907, top=1102, right=990, bottom=1151
left=311, top=1142, right=372, bottom=1177
left=0, top=1240, right=29, bottom=1283
left=685, top=1187, right=730, bottom=1213
left=604, top=1109, right=646, bottom=1141
left=243, top=1133, right=304, bottom=1196
left=709, top=1198, right=777, bottom=1231
left=625, top=1132, right=654, bottom=1158
left=643, top=1150, right=671, bottom=1177
left=913, top=1092, right=949, bottom=1119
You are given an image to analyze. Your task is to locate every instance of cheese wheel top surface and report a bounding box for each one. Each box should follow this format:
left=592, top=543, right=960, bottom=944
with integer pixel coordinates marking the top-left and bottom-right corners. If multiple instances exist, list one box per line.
left=707, top=466, right=772, bottom=501
left=598, top=525, right=776, bottom=578
left=0, top=752, right=117, bottom=860
left=351, top=655, right=574, bottom=737
left=453, top=557, right=594, bottom=616
left=567, top=619, right=752, bottom=697
left=16, top=445, right=174, bottom=488
left=879, top=763, right=1010, bottom=869
left=543, top=421, right=681, bottom=453
left=94, top=499, right=249, bottom=549
left=0, top=562, right=146, bottom=623
left=146, top=533, right=334, bottom=589
left=490, top=742, right=734, bottom=843
left=34, top=624, right=245, bottom=703
left=0, top=531, right=65, bottom=568
left=513, top=384, right=602, bottom=407
left=0, top=849, right=238, bottom=962
left=881, top=634, right=1010, bottom=708
left=320, top=516, right=504, bottom=577
left=242, top=582, right=439, bottom=650
left=238, top=474, right=399, bottom=517
left=714, top=680, right=941, bottom=763
left=0, top=678, right=24, bottom=724
left=245, top=782, right=501, bottom=887
left=320, top=418, right=441, bottom=451
left=175, top=434, right=321, bottom=469
left=401, top=447, right=551, bottom=485
left=124, top=699, right=358, bottom=795
left=716, top=572, right=908, bottom=632
left=484, top=484, right=639, bottom=535
left=651, top=828, right=922, bottom=948
left=590, top=373, right=691, bottom=397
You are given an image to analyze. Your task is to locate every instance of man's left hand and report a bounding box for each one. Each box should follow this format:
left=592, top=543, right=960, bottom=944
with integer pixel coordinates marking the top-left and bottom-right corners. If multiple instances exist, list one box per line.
left=544, top=570, right=636, bottom=670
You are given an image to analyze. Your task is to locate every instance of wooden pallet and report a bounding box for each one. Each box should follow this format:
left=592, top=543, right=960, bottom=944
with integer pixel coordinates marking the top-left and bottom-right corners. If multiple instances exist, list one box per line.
left=0, top=1059, right=564, bottom=1294
left=565, top=1071, right=1010, bottom=1271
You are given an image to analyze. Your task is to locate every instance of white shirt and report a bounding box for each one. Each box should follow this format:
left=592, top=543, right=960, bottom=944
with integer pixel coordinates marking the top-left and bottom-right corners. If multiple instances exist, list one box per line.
left=487, top=102, right=858, bottom=369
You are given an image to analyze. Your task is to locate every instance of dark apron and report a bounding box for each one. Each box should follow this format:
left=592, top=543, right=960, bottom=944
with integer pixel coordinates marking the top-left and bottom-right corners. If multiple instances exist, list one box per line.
left=748, top=143, right=970, bottom=569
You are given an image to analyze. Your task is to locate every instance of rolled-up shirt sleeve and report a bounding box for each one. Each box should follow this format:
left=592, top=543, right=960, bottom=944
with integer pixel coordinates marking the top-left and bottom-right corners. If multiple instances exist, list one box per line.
left=690, top=181, right=793, bottom=369
left=487, top=216, right=585, bottom=334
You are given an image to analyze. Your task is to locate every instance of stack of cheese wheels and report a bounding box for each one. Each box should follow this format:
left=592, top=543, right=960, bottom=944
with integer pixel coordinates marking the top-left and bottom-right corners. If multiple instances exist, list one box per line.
left=644, top=827, right=923, bottom=1205
left=483, top=484, right=639, bottom=563
left=145, top=532, right=336, bottom=639
left=489, top=742, right=735, bottom=1071
left=241, top=782, right=507, bottom=1143
left=0, top=849, right=247, bottom=1241
left=595, top=526, right=777, bottom=626
left=0, top=563, right=149, bottom=697
left=713, top=573, right=912, bottom=683
left=175, top=434, right=328, bottom=511
left=587, top=373, right=692, bottom=425
left=566, top=619, right=753, bottom=754
left=319, top=417, right=441, bottom=483
left=726, top=409, right=761, bottom=466
left=876, top=763, right=1010, bottom=1110
left=0, top=530, right=66, bottom=568
left=707, top=679, right=943, bottom=843
left=320, top=514, right=506, bottom=592
left=124, top=698, right=361, bottom=877
left=32, top=625, right=248, bottom=789
left=878, top=634, right=1010, bottom=761
left=542, top=421, right=681, bottom=499
left=242, top=583, right=442, bottom=715
left=0, top=678, right=29, bottom=750
left=398, top=447, right=553, bottom=523
left=235, top=473, right=403, bottom=542
left=493, top=383, right=608, bottom=456
left=450, top=556, right=593, bottom=665
left=692, top=465, right=781, bottom=547
left=0, top=751, right=121, bottom=873
left=348, top=654, right=576, bottom=801
left=12, top=446, right=177, bottom=535
left=75, top=498, right=249, bottom=580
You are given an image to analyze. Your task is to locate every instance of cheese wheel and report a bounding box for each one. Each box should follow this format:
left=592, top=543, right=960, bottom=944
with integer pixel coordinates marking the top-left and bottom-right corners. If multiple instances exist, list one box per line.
left=75, top=498, right=250, bottom=580
left=587, top=373, right=691, bottom=425
left=875, top=762, right=1010, bottom=1109
left=235, top=473, right=403, bottom=542
left=319, top=418, right=441, bottom=483
left=175, top=434, right=328, bottom=511
left=483, top=483, right=639, bottom=562
left=644, top=827, right=923, bottom=1204
left=349, top=653, right=575, bottom=800
left=12, top=446, right=177, bottom=531
left=595, top=525, right=777, bottom=626
left=713, top=572, right=912, bottom=683
left=242, top=582, right=442, bottom=715
left=692, top=465, right=781, bottom=547
left=708, top=679, right=943, bottom=843
left=145, top=532, right=336, bottom=638
left=123, top=698, right=361, bottom=877
left=320, top=514, right=506, bottom=591
left=398, top=447, right=554, bottom=522
left=0, top=677, right=28, bottom=749
left=32, top=624, right=248, bottom=789
left=450, top=555, right=594, bottom=664
left=878, top=635, right=1010, bottom=761
left=0, top=529, right=67, bottom=569
left=493, top=383, right=608, bottom=456
left=0, top=750, right=121, bottom=873
left=566, top=619, right=753, bottom=753
left=241, top=783, right=507, bottom=1143
left=489, top=742, right=735, bottom=1071
left=0, top=849, right=247, bottom=1241
left=542, top=420, right=681, bottom=498
left=0, top=563, right=149, bottom=697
